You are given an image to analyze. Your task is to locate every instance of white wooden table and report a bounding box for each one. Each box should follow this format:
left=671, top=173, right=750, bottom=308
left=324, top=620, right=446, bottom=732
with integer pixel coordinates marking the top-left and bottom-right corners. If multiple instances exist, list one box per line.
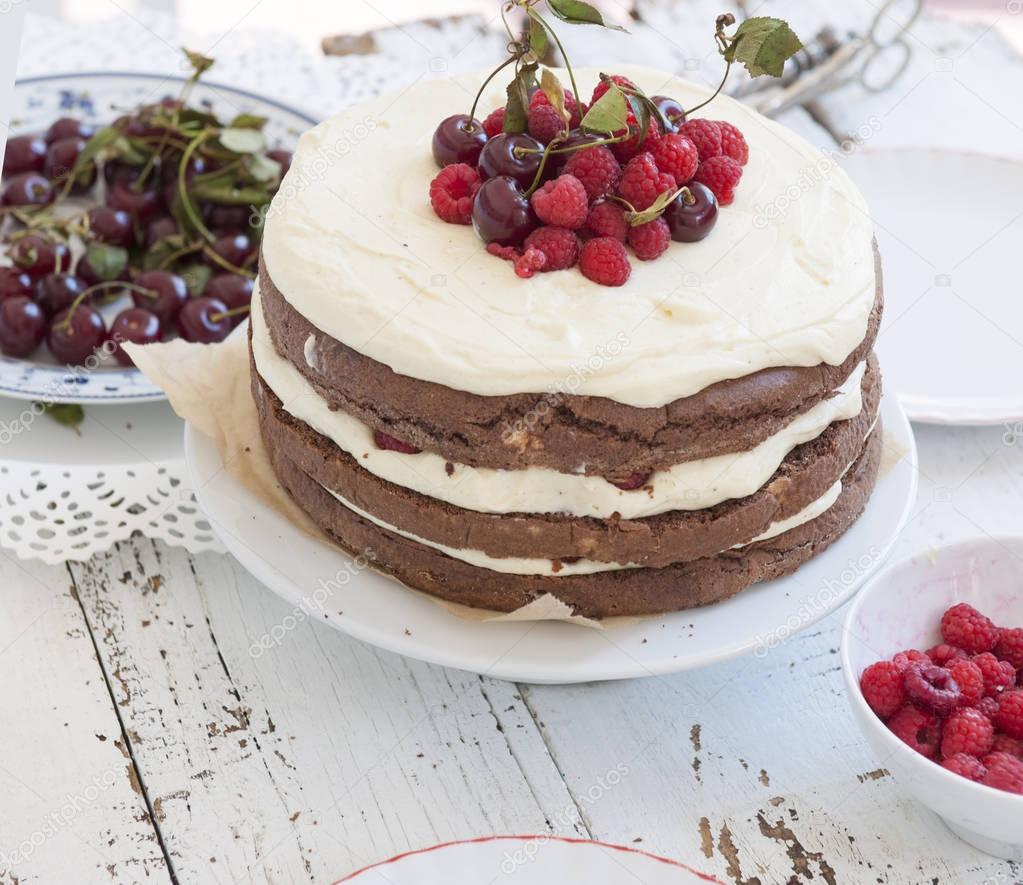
left=3, top=2, right=1023, bottom=883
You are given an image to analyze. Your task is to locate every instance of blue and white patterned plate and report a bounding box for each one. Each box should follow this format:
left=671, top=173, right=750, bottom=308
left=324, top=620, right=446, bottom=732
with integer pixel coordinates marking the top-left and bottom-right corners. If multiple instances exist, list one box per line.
left=1, top=72, right=317, bottom=404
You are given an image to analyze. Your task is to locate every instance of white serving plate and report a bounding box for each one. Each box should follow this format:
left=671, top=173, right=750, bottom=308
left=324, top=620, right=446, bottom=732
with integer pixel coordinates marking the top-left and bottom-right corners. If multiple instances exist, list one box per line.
left=185, top=389, right=916, bottom=684
left=334, top=836, right=723, bottom=884
left=840, top=147, right=1023, bottom=425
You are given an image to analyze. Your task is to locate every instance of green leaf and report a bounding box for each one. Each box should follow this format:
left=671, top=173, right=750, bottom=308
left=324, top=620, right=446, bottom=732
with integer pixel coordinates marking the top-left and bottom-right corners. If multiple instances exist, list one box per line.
left=219, top=127, right=266, bottom=155
left=540, top=68, right=569, bottom=125
left=579, top=84, right=629, bottom=134
left=39, top=402, right=84, bottom=430
left=625, top=93, right=649, bottom=146
left=112, top=137, right=150, bottom=167
left=247, top=152, right=283, bottom=183
left=84, top=242, right=128, bottom=282
left=503, top=64, right=537, bottom=135
left=230, top=113, right=268, bottom=130
left=179, top=263, right=212, bottom=297
left=724, top=17, right=802, bottom=78
left=627, top=186, right=683, bottom=226
left=183, top=48, right=215, bottom=79
left=529, top=15, right=549, bottom=58
left=69, top=126, right=119, bottom=182
left=546, top=0, right=627, bottom=31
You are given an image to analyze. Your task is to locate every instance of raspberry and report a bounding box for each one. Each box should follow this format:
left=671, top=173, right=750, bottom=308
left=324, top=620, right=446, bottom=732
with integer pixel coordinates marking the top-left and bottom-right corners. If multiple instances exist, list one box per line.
left=887, top=705, right=943, bottom=758
left=941, top=603, right=999, bottom=653
left=649, top=133, right=699, bottom=185
left=860, top=661, right=908, bottom=720
left=530, top=174, right=588, bottom=229
left=579, top=237, right=631, bottom=287
left=942, top=753, right=987, bottom=782
left=429, top=163, right=481, bottom=225
left=514, top=246, right=547, bottom=279
left=693, top=156, right=743, bottom=206
left=584, top=201, right=628, bottom=242
left=981, top=752, right=1023, bottom=794
left=995, top=627, right=1023, bottom=670
left=531, top=88, right=582, bottom=127
left=374, top=430, right=421, bottom=454
left=941, top=707, right=994, bottom=759
left=612, top=116, right=661, bottom=163
left=590, top=74, right=636, bottom=106
left=892, top=649, right=930, bottom=673
left=717, top=121, right=749, bottom=165
left=679, top=119, right=723, bottom=161
left=563, top=146, right=621, bottom=200
left=973, top=652, right=1016, bottom=696
left=486, top=242, right=520, bottom=261
left=991, top=734, right=1023, bottom=758
left=949, top=658, right=985, bottom=707
left=524, top=226, right=579, bottom=271
left=904, top=663, right=961, bottom=715
left=482, top=107, right=505, bottom=138
left=976, top=696, right=1000, bottom=719
left=619, top=152, right=675, bottom=212
left=994, top=689, right=1023, bottom=738
left=627, top=217, right=670, bottom=261
left=527, top=103, right=566, bottom=144
left=928, top=644, right=967, bottom=666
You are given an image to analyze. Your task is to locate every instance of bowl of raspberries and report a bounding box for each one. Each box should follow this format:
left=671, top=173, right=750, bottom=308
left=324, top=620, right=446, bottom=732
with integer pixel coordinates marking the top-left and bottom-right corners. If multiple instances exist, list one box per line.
left=842, top=536, right=1023, bottom=860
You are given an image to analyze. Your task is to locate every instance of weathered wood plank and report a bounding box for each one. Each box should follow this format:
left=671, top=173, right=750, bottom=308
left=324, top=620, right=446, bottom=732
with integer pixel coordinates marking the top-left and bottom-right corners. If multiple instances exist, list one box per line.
left=0, top=550, right=170, bottom=884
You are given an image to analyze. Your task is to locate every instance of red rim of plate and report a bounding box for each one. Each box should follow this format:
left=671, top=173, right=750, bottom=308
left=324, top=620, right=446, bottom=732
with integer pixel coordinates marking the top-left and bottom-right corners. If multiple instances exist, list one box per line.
left=333, top=835, right=726, bottom=884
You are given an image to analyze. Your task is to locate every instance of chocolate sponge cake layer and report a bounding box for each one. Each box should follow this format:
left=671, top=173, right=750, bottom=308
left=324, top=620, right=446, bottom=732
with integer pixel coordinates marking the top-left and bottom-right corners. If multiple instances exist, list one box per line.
left=258, top=243, right=882, bottom=478
left=252, top=348, right=880, bottom=568
left=260, top=420, right=882, bottom=619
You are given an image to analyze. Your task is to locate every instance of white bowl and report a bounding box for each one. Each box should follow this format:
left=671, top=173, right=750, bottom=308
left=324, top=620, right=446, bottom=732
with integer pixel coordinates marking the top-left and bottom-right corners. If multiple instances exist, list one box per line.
left=841, top=536, right=1023, bottom=860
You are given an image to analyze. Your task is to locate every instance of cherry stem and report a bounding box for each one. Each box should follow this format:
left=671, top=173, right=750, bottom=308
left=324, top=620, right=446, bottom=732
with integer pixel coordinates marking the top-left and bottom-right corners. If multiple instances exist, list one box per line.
left=524, top=132, right=565, bottom=197
left=201, top=244, right=256, bottom=279
left=515, top=131, right=625, bottom=157
left=685, top=60, right=732, bottom=117
left=178, top=131, right=217, bottom=243
left=158, top=241, right=205, bottom=269
left=468, top=55, right=518, bottom=127
left=59, top=281, right=151, bottom=329
left=210, top=304, right=250, bottom=323
left=527, top=8, right=579, bottom=110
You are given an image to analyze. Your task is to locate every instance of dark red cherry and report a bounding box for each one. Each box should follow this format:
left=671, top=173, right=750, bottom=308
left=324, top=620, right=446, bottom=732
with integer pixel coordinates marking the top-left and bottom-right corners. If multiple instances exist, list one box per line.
left=34, top=273, right=87, bottom=317
left=471, top=176, right=536, bottom=246
left=107, top=179, right=161, bottom=221
left=44, top=137, right=87, bottom=180
left=0, top=267, right=34, bottom=302
left=0, top=297, right=46, bottom=357
left=205, top=204, right=252, bottom=233
left=176, top=297, right=232, bottom=343
left=651, top=96, right=686, bottom=131
left=87, top=206, right=135, bottom=246
left=132, top=270, right=189, bottom=324
left=266, top=149, right=293, bottom=177
left=109, top=307, right=162, bottom=365
left=207, top=233, right=255, bottom=269
left=478, top=133, right=545, bottom=190
left=3, top=134, right=47, bottom=176
left=1, top=172, right=54, bottom=207
left=45, top=117, right=94, bottom=145
left=203, top=273, right=253, bottom=314
left=9, top=235, right=71, bottom=277
left=612, top=471, right=650, bottom=491
left=432, top=114, right=487, bottom=168
left=47, top=304, right=106, bottom=364
left=664, top=181, right=718, bottom=243
left=145, top=216, right=179, bottom=247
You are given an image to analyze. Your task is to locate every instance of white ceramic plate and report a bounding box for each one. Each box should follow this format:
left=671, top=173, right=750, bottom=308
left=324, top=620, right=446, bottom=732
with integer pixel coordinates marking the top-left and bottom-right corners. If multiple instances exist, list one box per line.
left=1, top=72, right=316, bottom=405
left=840, top=147, right=1023, bottom=426
left=334, top=836, right=723, bottom=884
left=185, top=390, right=916, bottom=684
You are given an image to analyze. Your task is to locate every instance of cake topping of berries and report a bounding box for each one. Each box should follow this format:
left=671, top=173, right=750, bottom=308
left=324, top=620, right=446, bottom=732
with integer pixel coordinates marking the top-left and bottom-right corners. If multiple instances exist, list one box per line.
left=579, top=237, right=631, bottom=287
left=718, top=121, right=750, bottom=165
left=482, top=107, right=506, bottom=138
left=523, top=226, right=579, bottom=271
left=649, top=133, right=699, bottom=186
left=514, top=247, right=547, bottom=279
left=584, top=201, right=629, bottom=242
left=429, top=163, right=481, bottom=225
left=563, top=146, right=621, bottom=201
left=693, top=156, right=743, bottom=206
left=627, top=217, right=670, bottom=261
left=530, top=174, right=589, bottom=229
left=679, top=119, right=723, bottom=162
left=619, top=152, right=676, bottom=212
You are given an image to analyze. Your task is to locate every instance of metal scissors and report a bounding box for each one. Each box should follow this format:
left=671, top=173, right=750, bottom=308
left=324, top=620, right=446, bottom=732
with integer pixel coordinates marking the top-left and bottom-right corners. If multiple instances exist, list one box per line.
left=731, top=0, right=923, bottom=117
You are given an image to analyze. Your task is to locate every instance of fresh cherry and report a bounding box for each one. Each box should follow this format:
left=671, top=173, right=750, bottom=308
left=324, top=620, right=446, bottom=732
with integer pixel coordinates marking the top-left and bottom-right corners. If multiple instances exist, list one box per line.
left=9, top=235, right=71, bottom=277
left=47, top=304, right=107, bottom=364
left=651, top=95, right=686, bottom=131
left=43, top=137, right=89, bottom=184
left=471, top=176, right=536, bottom=246
left=3, top=134, right=47, bottom=176
left=87, top=206, right=135, bottom=247
left=0, top=297, right=46, bottom=357
left=161, top=154, right=207, bottom=209
left=205, top=204, right=251, bottom=233
left=109, top=307, right=162, bottom=365
left=432, top=114, right=487, bottom=168
left=107, top=179, right=162, bottom=221
left=203, top=273, right=253, bottom=313
left=45, top=117, right=94, bottom=145
left=34, top=273, right=87, bottom=317
left=176, top=296, right=232, bottom=343
left=145, top=216, right=179, bottom=247
left=132, top=270, right=189, bottom=323
left=1, top=172, right=54, bottom=207
left=0, top=267, right=34, bottom=302
left=207, top=233, right=255, bottom=269
left=664, top=181, right=718, bottom=243
left=478, top=133, right=544, bottom=190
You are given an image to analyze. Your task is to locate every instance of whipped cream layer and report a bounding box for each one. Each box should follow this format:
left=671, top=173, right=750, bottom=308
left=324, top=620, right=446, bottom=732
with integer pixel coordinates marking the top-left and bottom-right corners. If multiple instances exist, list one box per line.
left=253, top=286, right=865, bottom=519
left=261, top=64, right=877, bottom=407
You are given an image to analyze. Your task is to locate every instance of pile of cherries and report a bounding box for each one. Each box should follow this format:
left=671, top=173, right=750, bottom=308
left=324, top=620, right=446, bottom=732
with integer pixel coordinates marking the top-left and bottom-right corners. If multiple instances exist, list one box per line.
left=0, top=107, right=291, bottom=366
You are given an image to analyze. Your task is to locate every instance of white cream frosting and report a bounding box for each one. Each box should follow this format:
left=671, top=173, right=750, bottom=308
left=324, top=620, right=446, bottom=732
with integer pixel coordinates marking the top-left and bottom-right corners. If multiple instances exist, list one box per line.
left=321, top=476, right=843, bottom=577
left=261, top=64, right=876, bottom=408
left=252, top=285, right=865, bottom=520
